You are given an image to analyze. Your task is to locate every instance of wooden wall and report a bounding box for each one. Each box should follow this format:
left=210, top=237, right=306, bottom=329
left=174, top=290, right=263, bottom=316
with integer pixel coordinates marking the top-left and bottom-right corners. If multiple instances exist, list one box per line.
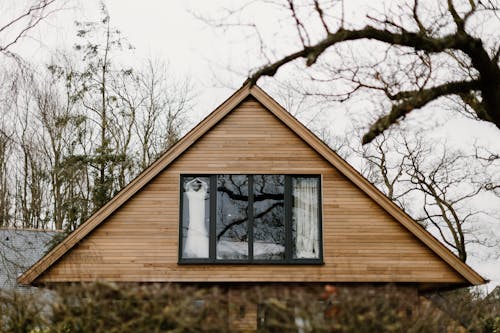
left=38, top=97, right=466, bottom=284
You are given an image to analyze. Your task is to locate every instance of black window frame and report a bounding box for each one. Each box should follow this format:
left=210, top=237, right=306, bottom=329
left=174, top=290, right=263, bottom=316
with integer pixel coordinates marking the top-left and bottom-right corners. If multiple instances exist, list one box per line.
left=178, top=174, right=323, bottom=265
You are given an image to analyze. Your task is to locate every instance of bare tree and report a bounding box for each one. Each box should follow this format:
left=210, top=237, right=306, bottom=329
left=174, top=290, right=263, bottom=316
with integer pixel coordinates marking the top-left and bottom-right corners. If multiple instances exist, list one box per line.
left=71, top=5, right=136, bottom=208
left=0, top=130, right=13, bottom=227
left=0, top=0, right=63, bottom=59
left=473, top=145, right=500, bottom=197
left=403, top=137, right=489, bottom=262
left=13, top=84, right=51, bottom=229
left=0, top=5, right=196, bottom=231
left=132, top=59, right=193, bottom=170
left=33, top=60, right=90, bottom=230
left=357, top=130, right=413, bottom=210
left=215, top=0, right=500, bottom=144
left=355, top=127, right=496, bottom=262
left=0, top=69, right=20, bottom=227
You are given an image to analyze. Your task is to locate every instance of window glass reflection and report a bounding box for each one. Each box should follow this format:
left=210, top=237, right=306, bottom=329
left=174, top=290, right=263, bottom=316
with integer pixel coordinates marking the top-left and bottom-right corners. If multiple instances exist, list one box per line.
left=216, top=175, right=249, bottom=259
left=253, top=175, right=285, bottom=260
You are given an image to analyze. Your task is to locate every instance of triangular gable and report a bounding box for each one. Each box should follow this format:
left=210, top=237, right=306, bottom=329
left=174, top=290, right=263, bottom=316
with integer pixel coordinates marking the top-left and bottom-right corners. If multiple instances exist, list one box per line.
left=18, top=83, right=485, bottom=286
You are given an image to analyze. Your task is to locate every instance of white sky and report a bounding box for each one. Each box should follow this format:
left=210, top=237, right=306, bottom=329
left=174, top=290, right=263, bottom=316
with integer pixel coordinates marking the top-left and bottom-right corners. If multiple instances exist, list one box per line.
left=3, top=0, right=499, bottom=290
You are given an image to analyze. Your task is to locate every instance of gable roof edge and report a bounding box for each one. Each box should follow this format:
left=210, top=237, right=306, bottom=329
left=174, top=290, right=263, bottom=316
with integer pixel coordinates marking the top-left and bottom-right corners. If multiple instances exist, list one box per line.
left=249, top=85, right=485, bottom=286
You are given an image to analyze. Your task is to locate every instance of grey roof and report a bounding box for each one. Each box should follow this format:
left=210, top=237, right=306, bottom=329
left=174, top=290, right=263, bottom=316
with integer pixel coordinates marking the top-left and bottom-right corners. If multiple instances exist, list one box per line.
left=0, top=229, right=58, bottom=290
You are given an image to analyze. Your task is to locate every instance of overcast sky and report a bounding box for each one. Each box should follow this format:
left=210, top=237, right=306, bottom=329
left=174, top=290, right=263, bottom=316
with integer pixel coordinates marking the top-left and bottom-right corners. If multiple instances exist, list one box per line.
left=3, top=0, right=499, bottom=289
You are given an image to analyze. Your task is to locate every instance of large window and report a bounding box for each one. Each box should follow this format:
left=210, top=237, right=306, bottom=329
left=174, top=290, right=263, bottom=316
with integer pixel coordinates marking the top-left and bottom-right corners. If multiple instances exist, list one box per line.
left=179, top=174, right=322, bottom=264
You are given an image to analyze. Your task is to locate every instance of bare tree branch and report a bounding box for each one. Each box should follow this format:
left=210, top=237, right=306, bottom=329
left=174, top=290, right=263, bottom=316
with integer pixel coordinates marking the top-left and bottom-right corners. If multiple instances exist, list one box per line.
left=362, top=80, right=482, bottom=144
left=242, top=2, right=500, bottom=144
left=0, top=0, right=61, bottom=56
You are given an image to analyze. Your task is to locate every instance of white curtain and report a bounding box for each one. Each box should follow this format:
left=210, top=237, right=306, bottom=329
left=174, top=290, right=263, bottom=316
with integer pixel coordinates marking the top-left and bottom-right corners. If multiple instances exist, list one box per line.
left=293, top=178, right=319, bottom=258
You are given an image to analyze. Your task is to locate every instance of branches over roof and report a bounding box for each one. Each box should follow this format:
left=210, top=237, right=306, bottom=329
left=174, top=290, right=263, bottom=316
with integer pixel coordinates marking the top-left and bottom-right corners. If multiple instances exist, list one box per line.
left=245, top=0, right=500, bottom=144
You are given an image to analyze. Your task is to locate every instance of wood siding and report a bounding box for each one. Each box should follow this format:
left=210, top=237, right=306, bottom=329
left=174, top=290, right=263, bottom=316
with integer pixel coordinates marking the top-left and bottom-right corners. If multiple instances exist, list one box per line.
left=38, top=97, right=466, bottom=284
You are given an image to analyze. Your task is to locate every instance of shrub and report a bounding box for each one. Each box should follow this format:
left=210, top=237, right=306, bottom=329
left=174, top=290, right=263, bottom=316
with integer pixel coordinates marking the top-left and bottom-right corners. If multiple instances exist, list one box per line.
left=0, top=283, right=498, bottom=332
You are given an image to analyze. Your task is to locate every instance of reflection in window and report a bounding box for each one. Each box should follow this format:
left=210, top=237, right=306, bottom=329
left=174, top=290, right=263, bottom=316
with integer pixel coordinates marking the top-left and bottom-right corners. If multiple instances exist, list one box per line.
left=293, top=177, right=320, bottom=259
left=216, top=175, right=249, bottom=259
left=182, top=177, right=210, bottom=258
left=179, top=174, right=322, bottom=263
left=253, top=175, right=285, bottom=260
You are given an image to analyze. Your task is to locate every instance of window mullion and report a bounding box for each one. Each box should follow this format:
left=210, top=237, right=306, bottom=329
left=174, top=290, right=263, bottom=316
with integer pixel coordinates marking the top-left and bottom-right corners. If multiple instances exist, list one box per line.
left=284, top=175, right=292, bottom=262
left=248, top=175, right=254, bottom=262
left=210, top=175, right=217, bottom=262
left=318, top=176, right=323, bottom=262
left=178, top=176, right=185, bottom=263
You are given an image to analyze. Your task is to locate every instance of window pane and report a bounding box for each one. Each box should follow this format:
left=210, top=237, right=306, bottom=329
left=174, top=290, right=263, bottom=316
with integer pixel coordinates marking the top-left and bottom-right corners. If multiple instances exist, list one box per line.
left=292, top=177, right=320, bottom=259
left=182, top=176, right=210, bottom=259
left=216, top=175, right=249, bottom=259
left=253, top=175, right=285, bottom=260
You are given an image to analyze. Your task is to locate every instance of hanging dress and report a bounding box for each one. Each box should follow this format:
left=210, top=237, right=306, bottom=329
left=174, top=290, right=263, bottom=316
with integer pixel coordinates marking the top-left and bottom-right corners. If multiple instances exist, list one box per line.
left=183, top=179, right=209, bottom=258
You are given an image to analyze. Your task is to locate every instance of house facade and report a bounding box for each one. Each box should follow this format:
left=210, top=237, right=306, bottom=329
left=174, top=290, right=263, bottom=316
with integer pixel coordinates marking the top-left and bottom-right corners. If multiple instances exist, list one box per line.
left=18, top=84, right=485, bottom=329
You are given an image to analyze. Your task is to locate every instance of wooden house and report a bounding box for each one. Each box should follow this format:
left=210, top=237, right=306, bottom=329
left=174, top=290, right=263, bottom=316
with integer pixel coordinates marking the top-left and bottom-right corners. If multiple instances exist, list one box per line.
left=18, top=83, right=485, bottom=329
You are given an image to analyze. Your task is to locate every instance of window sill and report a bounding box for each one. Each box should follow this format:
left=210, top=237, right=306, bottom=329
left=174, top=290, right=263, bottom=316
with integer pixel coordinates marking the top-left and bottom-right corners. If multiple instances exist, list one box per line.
left=177, top=259, right=325, bottom=265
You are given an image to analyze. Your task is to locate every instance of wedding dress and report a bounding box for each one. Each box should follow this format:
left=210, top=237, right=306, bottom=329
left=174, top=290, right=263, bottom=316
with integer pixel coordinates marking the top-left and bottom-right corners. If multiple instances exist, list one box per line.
left=183, top=178, right=209, bottom=258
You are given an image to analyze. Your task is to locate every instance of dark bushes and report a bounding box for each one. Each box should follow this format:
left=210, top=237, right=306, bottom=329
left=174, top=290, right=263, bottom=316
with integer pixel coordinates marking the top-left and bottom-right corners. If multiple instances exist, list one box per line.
left=0, top=283, right=498, bottom=333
